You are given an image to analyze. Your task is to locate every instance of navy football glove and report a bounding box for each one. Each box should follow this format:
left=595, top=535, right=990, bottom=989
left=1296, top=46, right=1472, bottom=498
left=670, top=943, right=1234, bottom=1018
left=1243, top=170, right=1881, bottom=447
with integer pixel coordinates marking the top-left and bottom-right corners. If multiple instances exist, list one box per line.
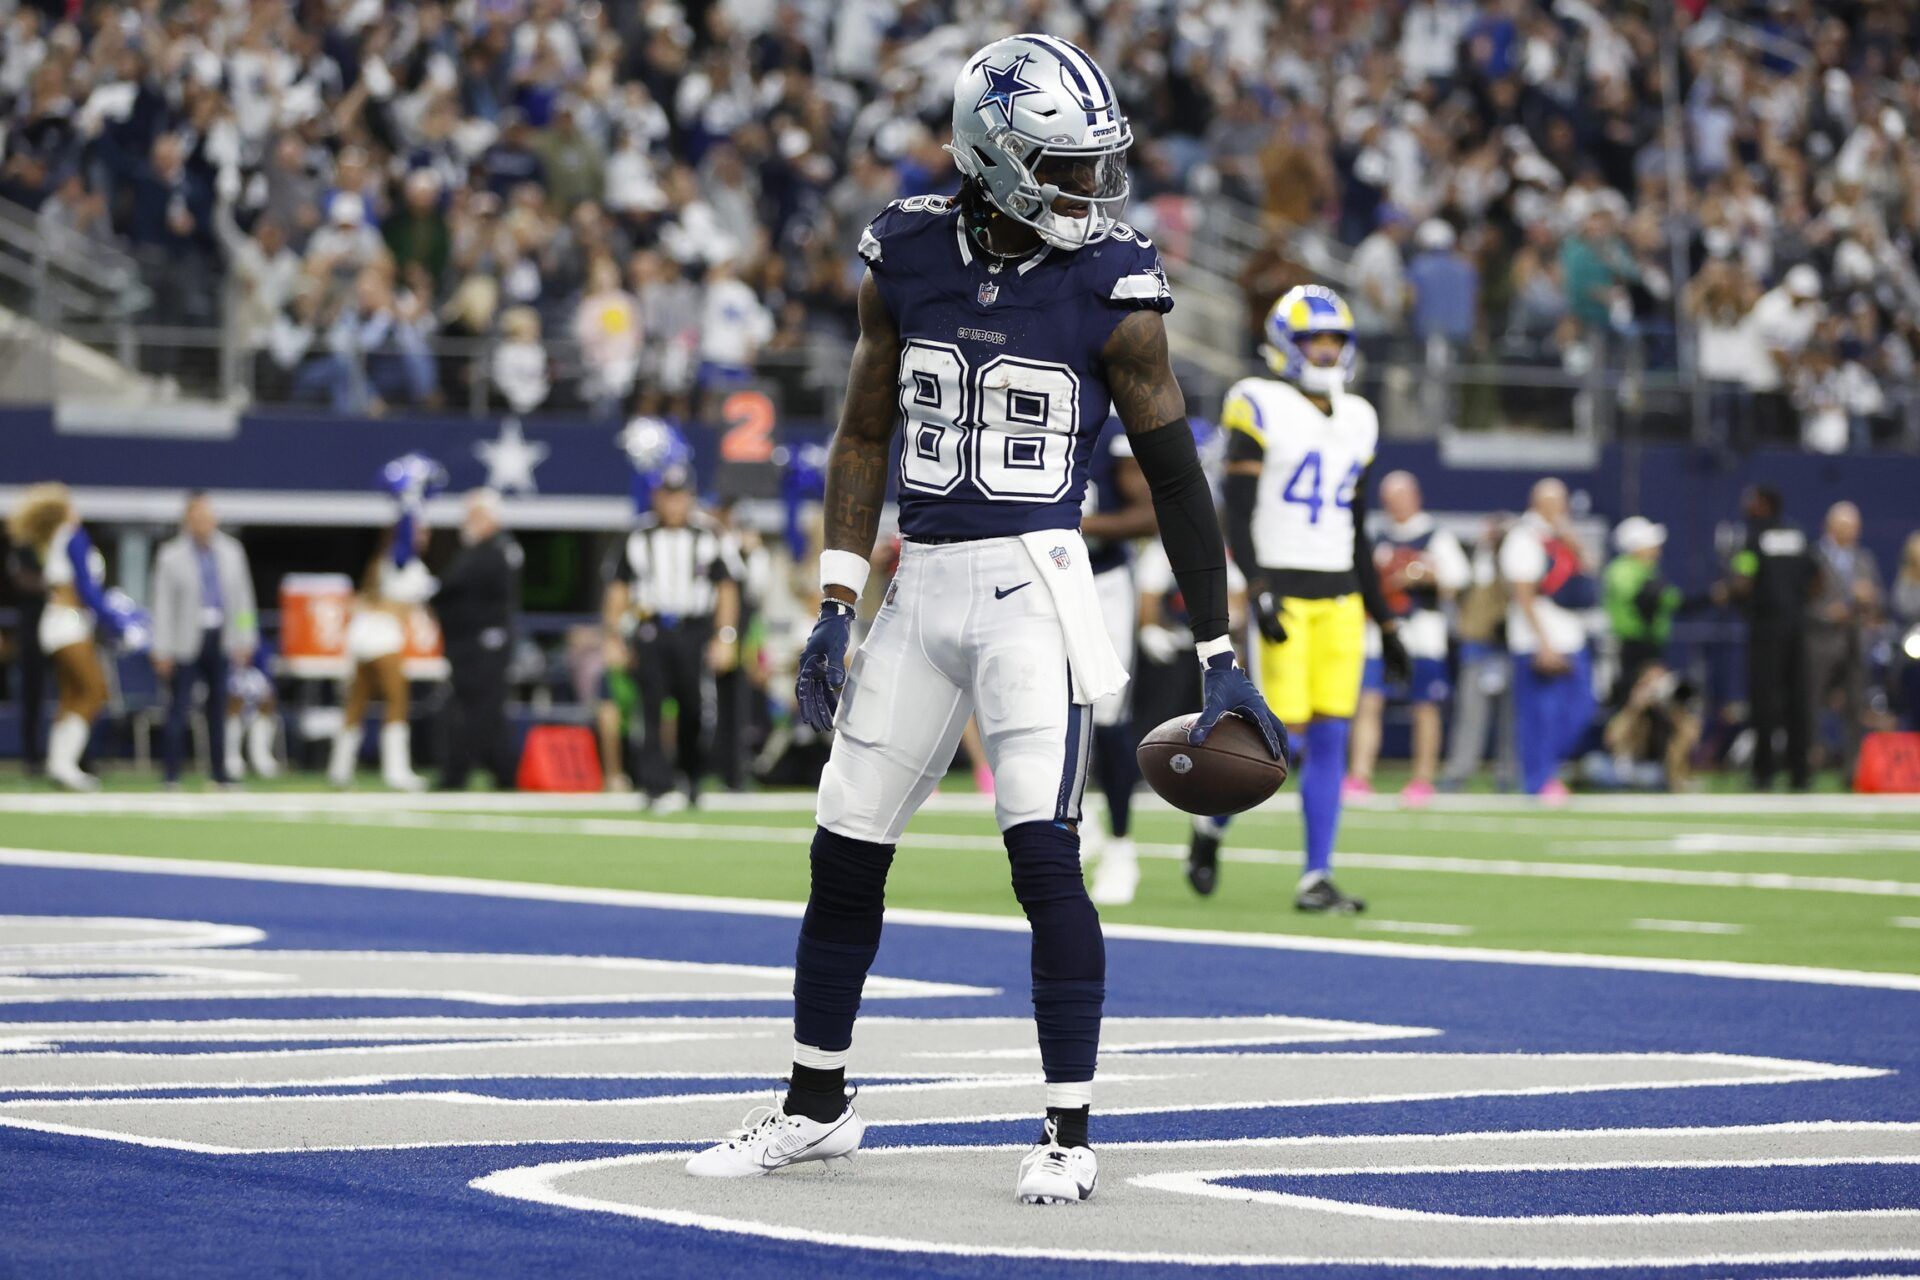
left=1190, top=652, right=1287, bottom=760
left=795, top=599, right=855, bottom=733
left=1249, top=579, right=1288, bottom=645
left=1379, top=625, right=1412, bottom=686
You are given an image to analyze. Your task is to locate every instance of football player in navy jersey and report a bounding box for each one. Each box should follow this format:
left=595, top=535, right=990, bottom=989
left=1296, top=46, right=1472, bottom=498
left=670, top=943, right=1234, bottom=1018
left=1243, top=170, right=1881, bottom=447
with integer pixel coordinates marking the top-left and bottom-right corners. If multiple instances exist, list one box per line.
left=686, top=34, right=1285, bottom=1204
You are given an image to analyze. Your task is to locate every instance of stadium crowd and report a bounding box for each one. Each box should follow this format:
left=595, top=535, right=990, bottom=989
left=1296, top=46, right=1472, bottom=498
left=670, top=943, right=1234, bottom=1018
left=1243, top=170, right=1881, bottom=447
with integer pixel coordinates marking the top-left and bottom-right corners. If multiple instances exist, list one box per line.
left=2, top=0, right=1919, bottom=448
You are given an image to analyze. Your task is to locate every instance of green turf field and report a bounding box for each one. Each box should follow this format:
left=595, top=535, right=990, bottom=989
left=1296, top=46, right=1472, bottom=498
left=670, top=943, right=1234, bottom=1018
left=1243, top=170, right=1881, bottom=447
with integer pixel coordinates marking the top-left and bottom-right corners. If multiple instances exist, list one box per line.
left=4, top=775, right=1917, bottom=977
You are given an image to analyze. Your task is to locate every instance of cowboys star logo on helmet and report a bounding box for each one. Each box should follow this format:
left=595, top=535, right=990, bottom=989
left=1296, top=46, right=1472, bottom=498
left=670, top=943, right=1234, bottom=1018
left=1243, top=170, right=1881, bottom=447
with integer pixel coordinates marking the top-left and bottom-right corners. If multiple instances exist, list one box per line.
left=946, top=34, right=1134, bottom=251
left=973, top=53, right=1044, bottom=125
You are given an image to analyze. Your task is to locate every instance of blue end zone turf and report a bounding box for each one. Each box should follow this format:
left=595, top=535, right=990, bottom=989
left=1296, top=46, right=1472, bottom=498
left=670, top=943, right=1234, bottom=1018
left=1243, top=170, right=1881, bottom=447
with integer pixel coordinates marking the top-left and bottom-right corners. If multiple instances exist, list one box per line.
left=1220, top=1164, right=1920, bottom=1217
left=1, top=857, right=1916, bottom=1278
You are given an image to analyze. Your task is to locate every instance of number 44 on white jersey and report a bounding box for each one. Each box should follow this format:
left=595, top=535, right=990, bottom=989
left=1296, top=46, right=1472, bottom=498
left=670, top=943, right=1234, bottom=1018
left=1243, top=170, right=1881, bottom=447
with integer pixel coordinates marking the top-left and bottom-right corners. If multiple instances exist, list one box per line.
left=1222, top=378, right=1380, bottom=575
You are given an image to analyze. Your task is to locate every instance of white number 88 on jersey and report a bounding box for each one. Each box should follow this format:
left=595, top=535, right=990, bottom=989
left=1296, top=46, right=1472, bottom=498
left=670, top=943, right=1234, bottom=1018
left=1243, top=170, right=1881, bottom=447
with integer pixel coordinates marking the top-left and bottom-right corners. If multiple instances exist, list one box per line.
left=897, top=340, right=1082, bottom=502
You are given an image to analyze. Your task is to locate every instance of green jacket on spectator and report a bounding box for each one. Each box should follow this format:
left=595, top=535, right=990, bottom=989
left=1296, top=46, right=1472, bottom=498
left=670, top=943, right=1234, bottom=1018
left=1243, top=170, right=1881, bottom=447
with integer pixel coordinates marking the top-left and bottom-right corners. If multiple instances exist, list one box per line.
left=1560, top=230, right=1633, bottom=331
left=1604, top=553, right=1681, bottom=644
left=534, top=128, right=606, bottom=214
left=384, top=211, right=451, bottom=291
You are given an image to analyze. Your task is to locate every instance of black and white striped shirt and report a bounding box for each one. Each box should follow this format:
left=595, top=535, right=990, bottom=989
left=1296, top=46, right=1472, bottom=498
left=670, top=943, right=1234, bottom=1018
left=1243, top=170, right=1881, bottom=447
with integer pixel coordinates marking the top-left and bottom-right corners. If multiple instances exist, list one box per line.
left=610, top=514, right=743, bottom=622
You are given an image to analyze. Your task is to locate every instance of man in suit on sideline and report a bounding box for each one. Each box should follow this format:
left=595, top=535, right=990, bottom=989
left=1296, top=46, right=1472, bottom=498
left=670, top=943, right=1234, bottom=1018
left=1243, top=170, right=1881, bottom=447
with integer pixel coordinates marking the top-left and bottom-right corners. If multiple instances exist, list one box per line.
left=433, top=488, right=523, bottom=791
left=151, top=491, right=259, bottom=787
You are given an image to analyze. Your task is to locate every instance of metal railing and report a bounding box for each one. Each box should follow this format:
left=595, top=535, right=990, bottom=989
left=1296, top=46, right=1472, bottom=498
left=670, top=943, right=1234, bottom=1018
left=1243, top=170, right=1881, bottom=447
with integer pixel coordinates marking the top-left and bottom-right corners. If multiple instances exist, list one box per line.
left=0, top=197, right=148, bottom=336
left=15, top=319, right=856, bottom=421
left=8, top=316, right=1920, bottom=453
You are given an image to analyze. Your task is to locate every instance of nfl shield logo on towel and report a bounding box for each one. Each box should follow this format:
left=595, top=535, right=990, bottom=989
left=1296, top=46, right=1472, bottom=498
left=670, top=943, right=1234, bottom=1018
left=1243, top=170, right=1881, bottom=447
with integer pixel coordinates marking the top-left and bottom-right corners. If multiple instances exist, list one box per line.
left=1050, top=545, right=1070, bottom=570
left=977, top=280, right=999, bottom=306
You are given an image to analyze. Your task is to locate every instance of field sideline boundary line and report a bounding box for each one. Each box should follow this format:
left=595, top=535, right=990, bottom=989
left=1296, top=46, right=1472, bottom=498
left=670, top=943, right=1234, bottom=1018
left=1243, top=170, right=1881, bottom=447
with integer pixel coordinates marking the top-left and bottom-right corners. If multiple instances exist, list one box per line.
left=2, top=789, right=1918, bottom=818
left=28, top=805, right=1917, bottom=901
left=3, top=847, right=1919, bottom=993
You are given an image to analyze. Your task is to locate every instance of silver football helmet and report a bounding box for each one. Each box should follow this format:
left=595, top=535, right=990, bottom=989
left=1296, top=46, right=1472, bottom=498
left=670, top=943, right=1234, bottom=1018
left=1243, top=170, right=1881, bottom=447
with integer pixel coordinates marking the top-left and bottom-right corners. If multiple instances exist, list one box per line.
left=947, top=34, right=1132, bottom=252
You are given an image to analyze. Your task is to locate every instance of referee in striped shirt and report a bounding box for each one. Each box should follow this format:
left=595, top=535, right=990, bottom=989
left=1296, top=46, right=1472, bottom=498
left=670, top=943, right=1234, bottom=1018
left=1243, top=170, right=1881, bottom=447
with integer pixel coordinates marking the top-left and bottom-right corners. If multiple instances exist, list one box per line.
left=603, top=465, right=744, bottom=812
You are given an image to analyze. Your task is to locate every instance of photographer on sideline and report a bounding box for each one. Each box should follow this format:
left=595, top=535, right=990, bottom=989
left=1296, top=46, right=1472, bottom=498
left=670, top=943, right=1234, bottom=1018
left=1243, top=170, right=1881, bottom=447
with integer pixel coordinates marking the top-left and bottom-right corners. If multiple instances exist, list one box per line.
left=1581, top=662, right=1702, bottom=792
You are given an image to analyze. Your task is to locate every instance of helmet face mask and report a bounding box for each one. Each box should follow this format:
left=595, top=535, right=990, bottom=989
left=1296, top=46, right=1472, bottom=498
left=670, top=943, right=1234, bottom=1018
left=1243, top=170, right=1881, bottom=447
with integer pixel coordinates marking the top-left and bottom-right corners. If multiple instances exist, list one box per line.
left=949, top=36, right=1132, bottom=253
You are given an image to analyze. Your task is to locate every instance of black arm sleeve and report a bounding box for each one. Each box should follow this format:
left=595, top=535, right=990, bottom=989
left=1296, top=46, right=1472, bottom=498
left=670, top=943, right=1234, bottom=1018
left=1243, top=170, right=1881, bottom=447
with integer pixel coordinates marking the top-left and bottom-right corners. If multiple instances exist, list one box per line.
left=1129, top=419, right=1229, bottom=642
left=1349, top=462, right=1394, bottom=626
left=1223, top=429, right=1263, bottom=591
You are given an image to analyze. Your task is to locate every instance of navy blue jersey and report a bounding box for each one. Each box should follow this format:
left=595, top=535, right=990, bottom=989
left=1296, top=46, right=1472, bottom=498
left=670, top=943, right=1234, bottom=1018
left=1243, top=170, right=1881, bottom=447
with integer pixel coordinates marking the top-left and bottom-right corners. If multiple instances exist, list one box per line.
left=858, top=196, right=1172, bottom=540
left=1081, top=418, right=1135, bottom=574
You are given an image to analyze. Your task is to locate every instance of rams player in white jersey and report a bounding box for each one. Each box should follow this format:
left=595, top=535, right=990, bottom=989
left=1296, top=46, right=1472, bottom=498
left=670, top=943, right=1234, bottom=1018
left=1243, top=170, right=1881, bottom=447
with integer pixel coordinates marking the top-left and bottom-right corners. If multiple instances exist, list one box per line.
left=1191, top=285, right=1408, bottom=914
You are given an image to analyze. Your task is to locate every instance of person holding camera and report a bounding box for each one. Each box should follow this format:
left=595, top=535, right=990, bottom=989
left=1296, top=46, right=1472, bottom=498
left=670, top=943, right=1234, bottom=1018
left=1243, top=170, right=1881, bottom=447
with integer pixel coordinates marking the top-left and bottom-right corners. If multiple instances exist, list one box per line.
left=1583, top=663, right=1702, bottom=792
left=1603, top=516, right=1682, bottom=707
left=1500, top=478, right=1596, bottom=802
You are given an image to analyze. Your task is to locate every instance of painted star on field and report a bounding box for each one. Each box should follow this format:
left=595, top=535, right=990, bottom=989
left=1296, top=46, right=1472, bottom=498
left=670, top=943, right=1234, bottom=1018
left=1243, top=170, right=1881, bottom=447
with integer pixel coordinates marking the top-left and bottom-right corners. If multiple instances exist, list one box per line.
left=974, top=53, right=1043, bottom=125
left=474, top=418, right=550, bottom=493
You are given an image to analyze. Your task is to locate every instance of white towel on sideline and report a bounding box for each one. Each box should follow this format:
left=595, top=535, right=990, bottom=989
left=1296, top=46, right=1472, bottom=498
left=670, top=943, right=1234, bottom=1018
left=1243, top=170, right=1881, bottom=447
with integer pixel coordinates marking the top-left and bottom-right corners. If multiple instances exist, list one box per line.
left=1018, top=529, right=1129, bottom=705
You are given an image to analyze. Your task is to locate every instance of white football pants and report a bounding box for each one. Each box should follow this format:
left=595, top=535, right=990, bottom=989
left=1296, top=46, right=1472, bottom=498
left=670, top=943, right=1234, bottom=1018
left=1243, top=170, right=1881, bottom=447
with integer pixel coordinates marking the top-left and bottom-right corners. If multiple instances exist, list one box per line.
left=817, top=536, right=1091, bottom=844
left=1090, top=563, right=1136, bottom=729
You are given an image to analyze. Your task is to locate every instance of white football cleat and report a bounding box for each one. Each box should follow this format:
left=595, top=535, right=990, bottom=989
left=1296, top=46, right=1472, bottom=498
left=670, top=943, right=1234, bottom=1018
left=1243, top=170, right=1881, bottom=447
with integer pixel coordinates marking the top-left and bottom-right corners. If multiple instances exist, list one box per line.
left=379, top=722, right=427, bottom=792
left=1088, top=838, right=1139, bottom=906
left=1077, top=808, right=1105, bottom=865
left=1016, top=1119, right=1098, bottom=1205
left=685, top=1095, right=865, bottom=1178
left=47, top=761, right=101, bottom=793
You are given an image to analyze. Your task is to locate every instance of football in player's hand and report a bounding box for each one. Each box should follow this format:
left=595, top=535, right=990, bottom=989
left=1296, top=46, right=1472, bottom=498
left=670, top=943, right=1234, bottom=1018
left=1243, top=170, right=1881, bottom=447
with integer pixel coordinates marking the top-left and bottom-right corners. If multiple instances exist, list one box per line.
left=1136, top=714, right=1288, bottom=816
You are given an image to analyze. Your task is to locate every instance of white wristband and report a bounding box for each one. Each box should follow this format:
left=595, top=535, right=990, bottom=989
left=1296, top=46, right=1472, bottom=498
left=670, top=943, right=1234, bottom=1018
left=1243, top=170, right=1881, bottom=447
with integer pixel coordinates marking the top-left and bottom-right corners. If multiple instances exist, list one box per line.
left=819, top=549, right=872, bottom=598
left=1195, top=635, right=1235, bottom=664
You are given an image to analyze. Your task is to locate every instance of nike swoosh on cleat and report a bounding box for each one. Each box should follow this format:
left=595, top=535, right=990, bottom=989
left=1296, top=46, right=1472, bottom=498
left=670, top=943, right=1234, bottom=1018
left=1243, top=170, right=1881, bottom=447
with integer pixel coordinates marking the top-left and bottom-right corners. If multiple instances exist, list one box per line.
left=756, top=1112, right=852, bottom=1170
left=994, top=582, right=1032, bottom=599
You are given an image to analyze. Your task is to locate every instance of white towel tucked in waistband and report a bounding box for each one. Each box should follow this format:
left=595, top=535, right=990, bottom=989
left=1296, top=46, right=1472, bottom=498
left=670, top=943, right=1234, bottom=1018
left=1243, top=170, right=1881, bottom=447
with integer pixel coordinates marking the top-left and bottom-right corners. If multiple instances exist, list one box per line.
left=1018, top=529, right=1129, bottom=705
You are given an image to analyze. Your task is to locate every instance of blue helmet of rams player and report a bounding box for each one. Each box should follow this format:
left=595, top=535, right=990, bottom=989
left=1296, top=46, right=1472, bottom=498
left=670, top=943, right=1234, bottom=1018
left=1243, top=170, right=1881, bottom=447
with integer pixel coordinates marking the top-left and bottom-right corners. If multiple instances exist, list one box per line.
left=1263, top=285, right=1357, bottom=396
left=947, top=35, right=1132, bottom=252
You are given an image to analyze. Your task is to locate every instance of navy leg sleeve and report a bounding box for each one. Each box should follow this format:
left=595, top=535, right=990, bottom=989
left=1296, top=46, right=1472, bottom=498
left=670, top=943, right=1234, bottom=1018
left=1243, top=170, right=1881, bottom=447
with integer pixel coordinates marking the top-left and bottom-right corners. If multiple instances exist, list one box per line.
left=1091, top=722, right=1138, bottom=839
left=792, top=826, right=896, bottom=1054
left=1005, top=820, right=1105, bottom=1084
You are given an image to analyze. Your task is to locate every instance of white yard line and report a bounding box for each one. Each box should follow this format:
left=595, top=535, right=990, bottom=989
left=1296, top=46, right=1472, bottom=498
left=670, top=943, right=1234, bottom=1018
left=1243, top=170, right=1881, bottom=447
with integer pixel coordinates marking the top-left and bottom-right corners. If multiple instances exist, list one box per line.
left=1350, top=812, right=1920, bottom=841
left=14, top=802, right=1920, bottom=900
left=1353, top=921, right=1476, bottom=937
left=1666, top=832, right=1920, bottom=854
left=2, top=847, right=1918, bottom=992
left=1330, top=853, right=1920, bottom=899
left=1891, top=918, right=1920, bottom=930
left=1553, top=835, right=1920, bottom=858
left=1631, top=919, right=1750, bottom=936
left=1547, top=841, right=1852, bottom=858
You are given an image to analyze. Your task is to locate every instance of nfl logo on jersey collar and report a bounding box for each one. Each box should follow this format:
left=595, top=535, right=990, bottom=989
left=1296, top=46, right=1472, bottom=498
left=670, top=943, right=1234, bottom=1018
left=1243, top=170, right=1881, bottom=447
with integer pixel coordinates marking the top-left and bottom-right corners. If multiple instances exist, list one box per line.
left=978, top=279, right=1000, bottom=306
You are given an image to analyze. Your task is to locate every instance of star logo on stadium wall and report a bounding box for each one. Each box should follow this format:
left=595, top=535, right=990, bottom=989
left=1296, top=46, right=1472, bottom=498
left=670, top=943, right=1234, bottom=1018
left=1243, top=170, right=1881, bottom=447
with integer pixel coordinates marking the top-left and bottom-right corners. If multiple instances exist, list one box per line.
left=974, top=54, right=1043, bottom=125
left=474, top=418, right=550, bottom=493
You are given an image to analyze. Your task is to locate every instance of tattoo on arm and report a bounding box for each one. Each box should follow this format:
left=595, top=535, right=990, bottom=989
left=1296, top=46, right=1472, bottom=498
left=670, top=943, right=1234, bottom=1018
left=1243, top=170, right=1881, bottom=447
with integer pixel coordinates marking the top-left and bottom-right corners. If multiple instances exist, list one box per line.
left=1102, top=310, right=1186, bottom=435
left=823, top=272, right=900, bottom=570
